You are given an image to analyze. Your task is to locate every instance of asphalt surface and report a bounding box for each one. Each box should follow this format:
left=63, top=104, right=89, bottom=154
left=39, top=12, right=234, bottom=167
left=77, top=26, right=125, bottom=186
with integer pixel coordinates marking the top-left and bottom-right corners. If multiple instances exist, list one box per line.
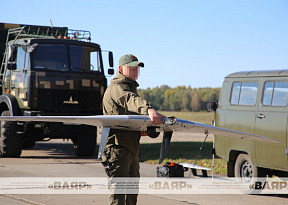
left=0, top=134, right=288, bottom=205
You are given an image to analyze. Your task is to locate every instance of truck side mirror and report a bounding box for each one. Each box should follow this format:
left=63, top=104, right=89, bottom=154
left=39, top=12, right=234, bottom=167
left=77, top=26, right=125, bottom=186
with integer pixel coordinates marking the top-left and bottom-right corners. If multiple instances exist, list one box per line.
left=108, top=68, right=114, bottom=75
left=107, top=51, right=114, bottom=75
left=7, top=45, right=17, bottom=70
left=8, top=45, right=17, bottom=62
left=108, top=51, right=114, bottom=68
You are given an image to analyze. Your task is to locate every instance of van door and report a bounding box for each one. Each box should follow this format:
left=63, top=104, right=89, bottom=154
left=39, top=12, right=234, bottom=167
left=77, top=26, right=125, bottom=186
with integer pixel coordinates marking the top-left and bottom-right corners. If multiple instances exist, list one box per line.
left=254, top=81, right=288, bottom=170
left=224, top=81, right=258, bottom=159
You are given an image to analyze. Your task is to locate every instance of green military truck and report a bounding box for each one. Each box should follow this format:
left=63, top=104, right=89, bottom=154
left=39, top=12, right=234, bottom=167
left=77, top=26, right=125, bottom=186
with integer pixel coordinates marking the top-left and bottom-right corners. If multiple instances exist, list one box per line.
left=0, top=23, right=114, bottom=157
left=213, top=70, right=288, bottom=180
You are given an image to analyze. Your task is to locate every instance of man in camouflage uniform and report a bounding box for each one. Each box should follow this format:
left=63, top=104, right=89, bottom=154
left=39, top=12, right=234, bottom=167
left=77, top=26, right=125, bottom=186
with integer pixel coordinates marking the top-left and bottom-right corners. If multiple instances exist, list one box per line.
left=102, top=54, right=164, bottom=205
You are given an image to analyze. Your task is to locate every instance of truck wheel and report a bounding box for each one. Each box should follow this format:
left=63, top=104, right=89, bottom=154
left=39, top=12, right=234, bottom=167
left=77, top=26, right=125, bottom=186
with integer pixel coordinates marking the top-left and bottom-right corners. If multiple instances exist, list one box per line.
left=22, top=138, right=36, bottom=149
left=0, top=111, right=22, bottom=157
left=73, top=125, right=96, bottom=157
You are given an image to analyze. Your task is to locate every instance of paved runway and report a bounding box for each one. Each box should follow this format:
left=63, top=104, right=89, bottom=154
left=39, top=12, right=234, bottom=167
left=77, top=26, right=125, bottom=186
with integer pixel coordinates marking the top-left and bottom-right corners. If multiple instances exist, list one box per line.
left=0, top=138, right=287, bottom=205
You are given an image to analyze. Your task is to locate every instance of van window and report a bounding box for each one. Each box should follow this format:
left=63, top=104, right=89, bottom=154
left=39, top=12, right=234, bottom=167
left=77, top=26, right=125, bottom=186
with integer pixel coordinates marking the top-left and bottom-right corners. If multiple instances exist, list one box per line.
left=230, top=82, right=258, bottom=105
left=262, top=81, right=288, bottom=106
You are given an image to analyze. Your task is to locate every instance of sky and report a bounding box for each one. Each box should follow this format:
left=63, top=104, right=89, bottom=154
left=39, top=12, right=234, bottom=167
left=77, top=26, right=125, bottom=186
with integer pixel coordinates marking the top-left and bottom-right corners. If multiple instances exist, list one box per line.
left=1, top=0, right=288, bottom=89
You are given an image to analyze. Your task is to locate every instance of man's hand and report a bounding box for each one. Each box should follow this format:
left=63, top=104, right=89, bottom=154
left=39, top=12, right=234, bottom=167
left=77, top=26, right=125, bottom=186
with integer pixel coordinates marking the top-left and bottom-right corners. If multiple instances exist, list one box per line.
left=148, top=108, right=166, bottom=125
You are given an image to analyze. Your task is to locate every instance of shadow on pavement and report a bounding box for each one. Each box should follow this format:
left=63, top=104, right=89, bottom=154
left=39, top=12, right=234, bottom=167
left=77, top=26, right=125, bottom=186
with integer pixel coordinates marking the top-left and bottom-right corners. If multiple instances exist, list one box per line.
left=18, top=142, right=99, bottom=160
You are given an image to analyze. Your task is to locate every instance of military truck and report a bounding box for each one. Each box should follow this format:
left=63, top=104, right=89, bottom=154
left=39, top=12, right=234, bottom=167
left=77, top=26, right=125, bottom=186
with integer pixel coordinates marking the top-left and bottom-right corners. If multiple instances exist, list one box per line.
left=211, top=70, right=288, bottom=180
left=0, top=23, right=114, bottom=157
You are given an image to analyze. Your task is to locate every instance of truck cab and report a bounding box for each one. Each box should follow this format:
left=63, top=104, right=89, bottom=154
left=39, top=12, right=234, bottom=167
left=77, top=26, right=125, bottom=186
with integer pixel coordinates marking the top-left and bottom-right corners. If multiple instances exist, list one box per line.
left=0, top=23, right=114, bottom=157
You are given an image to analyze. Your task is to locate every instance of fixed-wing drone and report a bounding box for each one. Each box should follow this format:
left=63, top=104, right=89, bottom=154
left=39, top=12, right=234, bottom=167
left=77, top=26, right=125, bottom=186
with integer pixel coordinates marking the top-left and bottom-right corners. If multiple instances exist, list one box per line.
left=0, top=115, right=278, bottom=166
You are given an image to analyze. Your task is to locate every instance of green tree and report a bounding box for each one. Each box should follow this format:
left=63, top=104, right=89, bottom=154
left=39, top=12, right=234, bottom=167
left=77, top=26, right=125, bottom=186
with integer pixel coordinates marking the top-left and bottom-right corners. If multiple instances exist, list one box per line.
left=138, top=85, right=220, bottom=111
left=181, top=90, right=191, bottom=111
left=191, top=91, right=201, bottom=111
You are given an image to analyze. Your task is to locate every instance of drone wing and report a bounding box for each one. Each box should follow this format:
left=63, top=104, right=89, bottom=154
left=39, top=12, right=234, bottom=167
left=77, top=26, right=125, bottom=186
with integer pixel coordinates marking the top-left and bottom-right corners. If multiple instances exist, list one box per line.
left=0, top=115, right=277, bottom=142
left=0, top=115, right=279, bottom=162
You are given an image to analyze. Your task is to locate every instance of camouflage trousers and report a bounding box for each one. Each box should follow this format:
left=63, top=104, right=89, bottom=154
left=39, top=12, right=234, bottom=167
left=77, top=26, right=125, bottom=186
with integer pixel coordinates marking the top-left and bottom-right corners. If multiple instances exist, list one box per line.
left=102, top=145, right=140, bottom=205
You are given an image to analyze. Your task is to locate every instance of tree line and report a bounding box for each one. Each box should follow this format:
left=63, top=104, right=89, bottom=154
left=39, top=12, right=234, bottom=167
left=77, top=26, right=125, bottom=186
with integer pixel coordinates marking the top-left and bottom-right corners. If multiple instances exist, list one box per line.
left=138, top=85, right=221, bottom=111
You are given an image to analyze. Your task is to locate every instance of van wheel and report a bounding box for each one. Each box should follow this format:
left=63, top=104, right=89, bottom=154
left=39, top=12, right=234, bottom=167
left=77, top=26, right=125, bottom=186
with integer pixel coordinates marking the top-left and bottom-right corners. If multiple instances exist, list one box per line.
left=0, top=111, right=22, bottom=157
left=235, top=154, right=258, bottom=181
left=73, top=125, right=96, bottom=157
left=235, top=153, right=266, bottom=193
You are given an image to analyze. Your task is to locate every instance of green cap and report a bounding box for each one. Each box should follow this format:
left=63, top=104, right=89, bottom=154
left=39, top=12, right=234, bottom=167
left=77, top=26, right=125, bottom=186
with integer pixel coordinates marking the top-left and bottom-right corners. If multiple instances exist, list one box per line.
left=119, top=54, right=144, bottom=67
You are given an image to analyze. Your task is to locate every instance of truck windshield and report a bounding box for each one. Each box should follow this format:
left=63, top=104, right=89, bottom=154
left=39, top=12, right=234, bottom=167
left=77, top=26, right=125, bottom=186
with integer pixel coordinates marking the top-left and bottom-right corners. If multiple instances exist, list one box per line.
left=32, top=44, right=69, bottom=71
left=70, top=45, right=101, bottom=72
left=32, top=44, right=101, bottom=72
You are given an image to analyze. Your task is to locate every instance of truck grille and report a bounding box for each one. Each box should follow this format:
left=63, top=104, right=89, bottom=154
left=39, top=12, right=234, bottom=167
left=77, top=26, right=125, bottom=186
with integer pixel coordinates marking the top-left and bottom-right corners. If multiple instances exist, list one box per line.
left=36, top=89, right=101, bottom=114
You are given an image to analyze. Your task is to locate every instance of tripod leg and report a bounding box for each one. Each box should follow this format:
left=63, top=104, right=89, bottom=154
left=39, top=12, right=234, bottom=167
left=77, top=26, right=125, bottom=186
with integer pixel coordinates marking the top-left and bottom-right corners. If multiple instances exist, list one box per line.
left=193, top=133, right=209, bottom=166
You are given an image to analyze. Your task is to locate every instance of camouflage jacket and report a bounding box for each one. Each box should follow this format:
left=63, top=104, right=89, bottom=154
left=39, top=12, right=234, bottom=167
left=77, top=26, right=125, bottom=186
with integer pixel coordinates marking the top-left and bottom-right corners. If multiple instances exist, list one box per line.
left=102, top=70, right=151, bottom=154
